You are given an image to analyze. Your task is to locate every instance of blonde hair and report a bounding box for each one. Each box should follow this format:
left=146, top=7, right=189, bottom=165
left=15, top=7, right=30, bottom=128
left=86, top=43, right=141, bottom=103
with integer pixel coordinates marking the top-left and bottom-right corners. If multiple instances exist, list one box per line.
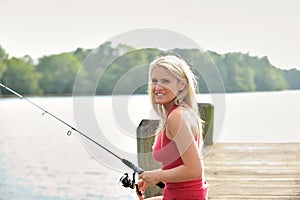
left=148, top=54, right=203, bottom=145
left=148, top=54, right=199, bottom=119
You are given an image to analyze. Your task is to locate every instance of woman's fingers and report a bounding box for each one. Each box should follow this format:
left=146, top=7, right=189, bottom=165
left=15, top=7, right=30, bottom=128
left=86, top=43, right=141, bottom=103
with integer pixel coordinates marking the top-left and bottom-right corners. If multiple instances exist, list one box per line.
left=136, top=192, right=144, bottom=200
left=136, top=181, right=148, bottom=200
left=138, top=180, right=147, bottom=192
left=139, top=170, right=162, bottom=185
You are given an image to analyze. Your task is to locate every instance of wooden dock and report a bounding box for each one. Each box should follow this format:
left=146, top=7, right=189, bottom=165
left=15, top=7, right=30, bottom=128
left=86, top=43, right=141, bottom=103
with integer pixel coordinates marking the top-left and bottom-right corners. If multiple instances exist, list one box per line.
left=137, top=110, right=300, bottom=199
left=204, top=143, right=300, bottom=199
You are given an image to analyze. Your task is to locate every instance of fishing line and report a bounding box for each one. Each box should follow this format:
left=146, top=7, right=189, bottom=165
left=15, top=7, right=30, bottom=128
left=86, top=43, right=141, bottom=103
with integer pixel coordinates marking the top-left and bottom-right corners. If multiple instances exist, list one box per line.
left=0, top=82, right=165, bottom=190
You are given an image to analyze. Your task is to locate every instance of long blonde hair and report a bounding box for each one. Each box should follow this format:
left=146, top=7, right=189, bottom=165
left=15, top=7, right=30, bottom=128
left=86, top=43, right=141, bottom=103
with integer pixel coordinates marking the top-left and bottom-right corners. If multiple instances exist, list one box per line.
left=148, top=55, right=198, bottom=116
left=148, top=55, right=201, bottom=137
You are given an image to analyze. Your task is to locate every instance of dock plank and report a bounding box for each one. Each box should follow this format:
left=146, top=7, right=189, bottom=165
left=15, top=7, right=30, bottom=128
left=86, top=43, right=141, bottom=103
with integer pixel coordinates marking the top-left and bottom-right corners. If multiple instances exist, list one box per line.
left=204, top=143, right=300, bottom=199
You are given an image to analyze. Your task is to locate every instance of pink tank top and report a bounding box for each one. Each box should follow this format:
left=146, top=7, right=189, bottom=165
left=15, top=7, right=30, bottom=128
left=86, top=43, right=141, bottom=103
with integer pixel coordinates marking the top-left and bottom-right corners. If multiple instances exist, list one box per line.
left=152, top=105, right=204, bottom=190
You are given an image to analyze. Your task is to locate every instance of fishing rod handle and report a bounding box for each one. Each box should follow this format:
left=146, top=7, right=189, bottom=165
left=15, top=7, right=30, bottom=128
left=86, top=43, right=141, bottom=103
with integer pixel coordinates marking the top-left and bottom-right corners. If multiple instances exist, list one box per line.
left=121, top=159, right=165, bottom=189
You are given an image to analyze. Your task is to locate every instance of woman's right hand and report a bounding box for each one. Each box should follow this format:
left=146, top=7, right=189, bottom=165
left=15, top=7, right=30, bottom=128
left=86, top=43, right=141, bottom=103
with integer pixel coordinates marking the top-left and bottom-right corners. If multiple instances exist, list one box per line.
left=136, top=179, right=148, bottom=200
left=136, top=186, right=144, bottom=200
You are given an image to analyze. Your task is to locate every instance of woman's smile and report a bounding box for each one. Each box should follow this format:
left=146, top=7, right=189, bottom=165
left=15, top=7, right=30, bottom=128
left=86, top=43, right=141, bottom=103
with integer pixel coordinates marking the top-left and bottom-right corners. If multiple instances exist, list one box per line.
left=151, top=66, right=181, bottom=109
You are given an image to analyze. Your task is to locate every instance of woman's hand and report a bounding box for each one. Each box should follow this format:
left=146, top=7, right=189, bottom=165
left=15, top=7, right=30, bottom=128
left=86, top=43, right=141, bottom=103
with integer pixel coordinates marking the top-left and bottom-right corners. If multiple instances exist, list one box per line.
left=136, top=180, right=147, bottom=199
left=137, top=170, right=163, bottom=199
left=139, top=169, right=162, bottom=188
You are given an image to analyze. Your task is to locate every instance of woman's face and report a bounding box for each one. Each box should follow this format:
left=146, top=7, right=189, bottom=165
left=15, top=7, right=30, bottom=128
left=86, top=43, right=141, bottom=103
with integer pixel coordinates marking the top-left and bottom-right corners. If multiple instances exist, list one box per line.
left=151, top=66, right=184, bottom=107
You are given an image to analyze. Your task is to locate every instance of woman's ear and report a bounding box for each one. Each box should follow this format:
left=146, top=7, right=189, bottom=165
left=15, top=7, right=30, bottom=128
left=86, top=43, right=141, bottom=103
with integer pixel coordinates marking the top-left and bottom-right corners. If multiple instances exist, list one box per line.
left=179, top=78, right=187, bottom=91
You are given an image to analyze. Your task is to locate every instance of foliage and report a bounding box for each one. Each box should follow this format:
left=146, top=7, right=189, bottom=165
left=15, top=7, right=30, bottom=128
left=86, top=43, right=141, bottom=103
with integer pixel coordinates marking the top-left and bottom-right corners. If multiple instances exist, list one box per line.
left=1, top=57, right=42, bottom=94
left=209, top=52, right=288, bottom=92
left=0, top=46, right=7, bottom=95
left=0, top=46, right=8, bottom=78
left=283, top=69, right=300, bottom=89
left=97, top=48, right=163, bottom=95
left=36, top=53, right=81, bottom=94
left=0, top=42, right=299, bottom=96
left=73, top=48, right=92, bottom=62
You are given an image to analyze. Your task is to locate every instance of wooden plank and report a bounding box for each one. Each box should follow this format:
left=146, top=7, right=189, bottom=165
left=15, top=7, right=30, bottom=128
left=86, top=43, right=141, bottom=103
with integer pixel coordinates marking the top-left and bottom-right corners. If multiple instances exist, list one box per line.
left=204, top=143, right=300, bottom=199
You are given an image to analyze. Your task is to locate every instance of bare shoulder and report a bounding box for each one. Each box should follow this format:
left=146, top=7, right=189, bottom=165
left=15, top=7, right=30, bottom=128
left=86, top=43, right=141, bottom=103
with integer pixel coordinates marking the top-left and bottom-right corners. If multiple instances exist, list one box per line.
left=167, top=106, right=194, bottom=124
left=167, top=106, right=183, bottom=123
left=166, top=106, right=192, bottom=138
left=166, top=106, right=199, bottom=139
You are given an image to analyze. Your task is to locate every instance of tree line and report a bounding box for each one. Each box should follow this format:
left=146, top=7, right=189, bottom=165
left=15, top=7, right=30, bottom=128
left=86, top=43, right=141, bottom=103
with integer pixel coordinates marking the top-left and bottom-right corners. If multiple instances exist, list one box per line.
left=0, top=42, right=300, bottom=96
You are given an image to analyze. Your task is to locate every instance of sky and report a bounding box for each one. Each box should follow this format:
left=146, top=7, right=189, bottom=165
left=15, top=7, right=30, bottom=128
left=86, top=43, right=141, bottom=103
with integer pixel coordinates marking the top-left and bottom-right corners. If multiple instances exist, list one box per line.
left=0, top=0, right=299, bottom=70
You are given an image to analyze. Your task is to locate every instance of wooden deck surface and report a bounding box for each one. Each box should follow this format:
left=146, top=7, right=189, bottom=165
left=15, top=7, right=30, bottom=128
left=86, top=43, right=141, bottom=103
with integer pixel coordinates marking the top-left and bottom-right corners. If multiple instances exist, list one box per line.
left=204, top=143, right=300, bottom=199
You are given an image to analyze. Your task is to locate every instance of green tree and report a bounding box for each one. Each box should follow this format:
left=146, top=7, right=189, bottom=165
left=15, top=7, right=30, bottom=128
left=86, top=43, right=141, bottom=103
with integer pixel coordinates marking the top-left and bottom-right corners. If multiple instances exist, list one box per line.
left=252, top=57, right=288, bottom=91
left=213, top=52, right=288, bottom=92
left=36, top=53, right=81, bottom=94
left=0, top=45, right=8, bottom=79
left=0, top=45, right=9, bottom=61
left=284, top=69, right=300, bottom=89
left=97, top=48, right=161, bottom=94
left=0, top=59, right=6, bottom=78
left=73, top=48, right=92, bottom=62
left=1, top=44, right=299, bottom=96
left=0, top=59, right=7, bottom=95
left=2, top=57, right=42, bottom=94
left=218, top=53, right=257, bottom=92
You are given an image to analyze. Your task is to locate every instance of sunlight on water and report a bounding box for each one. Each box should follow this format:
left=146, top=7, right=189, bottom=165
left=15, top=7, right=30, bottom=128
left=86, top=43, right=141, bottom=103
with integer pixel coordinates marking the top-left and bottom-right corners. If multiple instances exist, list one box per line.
left=0, top=97, right=137, bottom=200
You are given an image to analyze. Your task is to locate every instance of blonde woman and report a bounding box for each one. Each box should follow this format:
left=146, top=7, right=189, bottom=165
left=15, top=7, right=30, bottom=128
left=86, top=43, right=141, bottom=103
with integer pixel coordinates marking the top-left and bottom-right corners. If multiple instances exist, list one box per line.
left=137, top=55, right=208, bottom=200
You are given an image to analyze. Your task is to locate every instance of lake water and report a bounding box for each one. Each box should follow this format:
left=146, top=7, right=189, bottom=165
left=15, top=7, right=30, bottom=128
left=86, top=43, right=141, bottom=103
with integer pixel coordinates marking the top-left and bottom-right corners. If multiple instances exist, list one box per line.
left=1, top=91, right=300, bottom=199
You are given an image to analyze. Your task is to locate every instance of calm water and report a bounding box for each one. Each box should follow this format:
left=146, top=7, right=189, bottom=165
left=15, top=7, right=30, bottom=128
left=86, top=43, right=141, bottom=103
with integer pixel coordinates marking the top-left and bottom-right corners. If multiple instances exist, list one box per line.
left=1, top=91, right=300, bottom=199
left=221, top=90, right=300, bottom=142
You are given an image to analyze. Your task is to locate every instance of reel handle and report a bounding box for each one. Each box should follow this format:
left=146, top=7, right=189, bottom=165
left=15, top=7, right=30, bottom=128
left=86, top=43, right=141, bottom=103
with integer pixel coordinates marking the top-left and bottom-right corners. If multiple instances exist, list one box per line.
left=121, top=159, right=165, bottom=189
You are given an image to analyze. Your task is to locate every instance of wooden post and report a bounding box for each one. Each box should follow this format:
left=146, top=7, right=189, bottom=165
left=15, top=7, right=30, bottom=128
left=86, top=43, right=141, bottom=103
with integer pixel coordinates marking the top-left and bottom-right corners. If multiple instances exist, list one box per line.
left=137, top=119, right=163, bottom=197
left=137, top=103, right=214, bottom=198
left=198, top=103, right=214, bottom=145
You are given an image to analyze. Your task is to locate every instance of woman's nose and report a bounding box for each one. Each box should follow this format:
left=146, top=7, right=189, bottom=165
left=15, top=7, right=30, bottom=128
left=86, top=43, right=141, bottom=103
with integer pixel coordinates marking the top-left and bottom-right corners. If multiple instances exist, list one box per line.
left=154, top=83, right=164, bottom=91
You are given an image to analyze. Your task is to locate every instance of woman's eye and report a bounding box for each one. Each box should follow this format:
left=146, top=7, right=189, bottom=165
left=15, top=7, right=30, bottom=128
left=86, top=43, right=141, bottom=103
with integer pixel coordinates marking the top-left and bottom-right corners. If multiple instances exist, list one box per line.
left=162, top=79, right=170, bottom=84
left=152, top=79, right=158, bottom=84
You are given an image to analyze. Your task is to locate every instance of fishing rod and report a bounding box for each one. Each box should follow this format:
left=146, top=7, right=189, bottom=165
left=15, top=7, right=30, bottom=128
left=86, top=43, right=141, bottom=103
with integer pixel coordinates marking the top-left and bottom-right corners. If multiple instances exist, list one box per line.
left=0, top=83, right=165, bottom=191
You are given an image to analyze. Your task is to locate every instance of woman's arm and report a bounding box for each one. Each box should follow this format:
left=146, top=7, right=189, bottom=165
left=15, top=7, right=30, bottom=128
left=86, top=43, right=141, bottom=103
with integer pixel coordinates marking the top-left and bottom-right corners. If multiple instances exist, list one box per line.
left=140, top=108, right=203, bottom=185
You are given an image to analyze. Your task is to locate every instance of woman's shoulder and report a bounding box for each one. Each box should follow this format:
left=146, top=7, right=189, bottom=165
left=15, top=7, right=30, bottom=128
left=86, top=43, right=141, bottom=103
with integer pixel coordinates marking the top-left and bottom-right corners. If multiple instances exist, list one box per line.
left=166, top=105, right=198, bottom=139
left=169, top=104, right=197, bottom=117
left=168, top=105, right=200, bottom=131
left=165, top=106, right=180, bottom=125
left=165, top=107, right=182, bottom=139
left=166, top=105, right=194, bottom=129
left=167, top=105, right=183, bottom=120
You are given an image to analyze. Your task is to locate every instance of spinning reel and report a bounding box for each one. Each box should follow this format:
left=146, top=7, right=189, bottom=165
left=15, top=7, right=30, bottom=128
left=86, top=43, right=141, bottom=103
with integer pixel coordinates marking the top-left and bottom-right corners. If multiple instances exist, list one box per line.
left=119, top=172, right=143, bottom=196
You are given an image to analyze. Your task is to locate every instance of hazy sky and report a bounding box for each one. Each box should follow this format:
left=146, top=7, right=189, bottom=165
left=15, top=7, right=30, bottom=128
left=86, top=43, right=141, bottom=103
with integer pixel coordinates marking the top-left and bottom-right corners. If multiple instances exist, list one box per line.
left=0, top=0, right=299, bottom=70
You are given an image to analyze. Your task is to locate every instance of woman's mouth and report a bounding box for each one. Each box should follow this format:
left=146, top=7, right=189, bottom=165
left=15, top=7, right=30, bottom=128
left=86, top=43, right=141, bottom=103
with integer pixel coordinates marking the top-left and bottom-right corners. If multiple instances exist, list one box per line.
left=156, top=93, right=165, bottom=97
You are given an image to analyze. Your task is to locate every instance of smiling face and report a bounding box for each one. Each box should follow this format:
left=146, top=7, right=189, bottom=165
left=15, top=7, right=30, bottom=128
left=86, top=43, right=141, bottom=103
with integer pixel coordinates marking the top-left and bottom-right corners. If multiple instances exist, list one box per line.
left=151, top=66, right=185, bottom=111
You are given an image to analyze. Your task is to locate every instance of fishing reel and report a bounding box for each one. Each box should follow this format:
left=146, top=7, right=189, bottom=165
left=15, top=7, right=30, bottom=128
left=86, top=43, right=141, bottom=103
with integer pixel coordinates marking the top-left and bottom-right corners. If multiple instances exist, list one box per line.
left=119, top=172, right=143, bottom=196
left=119, top=172, right=135, bottom=189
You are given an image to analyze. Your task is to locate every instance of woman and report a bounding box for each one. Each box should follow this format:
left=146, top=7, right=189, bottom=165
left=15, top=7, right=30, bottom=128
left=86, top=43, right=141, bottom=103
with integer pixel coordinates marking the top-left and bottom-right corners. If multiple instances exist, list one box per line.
left=137, top=55, right=208, bottom=200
